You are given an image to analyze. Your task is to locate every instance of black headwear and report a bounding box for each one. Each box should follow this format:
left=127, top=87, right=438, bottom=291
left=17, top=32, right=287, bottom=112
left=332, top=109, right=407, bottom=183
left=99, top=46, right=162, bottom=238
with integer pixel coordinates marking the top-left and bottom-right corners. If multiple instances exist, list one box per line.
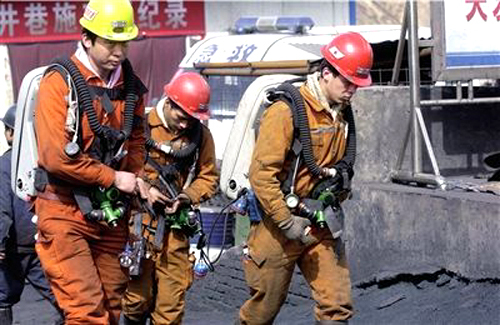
left=0, top=104, right=16, bottom=129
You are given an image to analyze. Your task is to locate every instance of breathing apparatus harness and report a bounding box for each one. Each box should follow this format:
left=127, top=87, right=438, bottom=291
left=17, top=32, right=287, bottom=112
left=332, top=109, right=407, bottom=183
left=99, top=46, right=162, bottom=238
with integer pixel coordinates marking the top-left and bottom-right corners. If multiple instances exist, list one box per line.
left=35, top=57, right=147, bottom=227
left=145, top=120, right=203, bottom=233
left=124, top=120, right=239, bottom=278
left=120, top=121, right=213, bottom=277
left=234, top=78, right=356, bottom=235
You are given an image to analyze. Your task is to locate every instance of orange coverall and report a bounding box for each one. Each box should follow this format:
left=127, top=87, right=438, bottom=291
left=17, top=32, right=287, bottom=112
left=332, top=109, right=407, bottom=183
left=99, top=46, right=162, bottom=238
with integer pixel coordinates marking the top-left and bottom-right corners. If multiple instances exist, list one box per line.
left=121, top=107, right=219, bottom=324
left=239, top=83, right=353, bottom=324
left=34, top=55, right=146, bottom=324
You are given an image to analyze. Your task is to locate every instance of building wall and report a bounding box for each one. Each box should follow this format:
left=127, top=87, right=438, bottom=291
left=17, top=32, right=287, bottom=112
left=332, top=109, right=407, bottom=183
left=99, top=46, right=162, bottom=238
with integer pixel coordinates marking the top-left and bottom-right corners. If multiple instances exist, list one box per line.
left=203, top=0, right=431, bottom=32
left=204, top=1, right=351, bottom=32
left=357, top=0, right=430, bottom=27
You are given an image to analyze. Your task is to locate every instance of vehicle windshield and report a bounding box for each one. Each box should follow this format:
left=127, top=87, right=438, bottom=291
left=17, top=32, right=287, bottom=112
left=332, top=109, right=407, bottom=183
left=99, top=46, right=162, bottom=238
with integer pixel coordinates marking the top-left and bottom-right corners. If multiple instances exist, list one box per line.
left=205, top=75, right=257, bottom=118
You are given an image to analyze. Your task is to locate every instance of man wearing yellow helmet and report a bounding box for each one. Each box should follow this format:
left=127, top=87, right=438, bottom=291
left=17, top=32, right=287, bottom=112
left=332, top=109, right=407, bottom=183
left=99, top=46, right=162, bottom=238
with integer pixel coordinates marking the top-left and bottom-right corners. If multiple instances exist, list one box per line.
left=34, top=0, right=148, bottom=323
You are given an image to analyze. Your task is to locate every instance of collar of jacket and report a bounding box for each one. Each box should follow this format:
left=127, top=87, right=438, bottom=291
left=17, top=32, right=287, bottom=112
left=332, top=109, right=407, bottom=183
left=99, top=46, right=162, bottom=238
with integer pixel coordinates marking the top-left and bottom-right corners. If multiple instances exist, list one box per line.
left=301, top=77, right=345, bottom=119
left=148, top=106, right=164, bottom=127
left=299, top=83, right=327, bottom=113
left=71, top=53, right=124, bottom=88
left=147, top=107, right=188, bottom=143
left=154, top=97, right=170, bottom=130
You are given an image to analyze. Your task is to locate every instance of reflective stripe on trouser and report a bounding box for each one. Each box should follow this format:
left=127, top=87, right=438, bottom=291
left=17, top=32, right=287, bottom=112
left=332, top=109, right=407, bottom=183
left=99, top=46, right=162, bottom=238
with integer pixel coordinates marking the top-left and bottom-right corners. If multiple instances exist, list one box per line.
left=34, top=198, right=129, bottom=325
left=239, top=219, right=353, bottom=324
left=121, top=229, right=194, bottom=324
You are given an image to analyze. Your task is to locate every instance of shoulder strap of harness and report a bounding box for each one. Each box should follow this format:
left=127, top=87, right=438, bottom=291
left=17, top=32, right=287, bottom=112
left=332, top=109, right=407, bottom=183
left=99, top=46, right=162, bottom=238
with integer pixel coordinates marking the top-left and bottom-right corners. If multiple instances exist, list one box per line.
left=265, top=78, right=357, bottom=196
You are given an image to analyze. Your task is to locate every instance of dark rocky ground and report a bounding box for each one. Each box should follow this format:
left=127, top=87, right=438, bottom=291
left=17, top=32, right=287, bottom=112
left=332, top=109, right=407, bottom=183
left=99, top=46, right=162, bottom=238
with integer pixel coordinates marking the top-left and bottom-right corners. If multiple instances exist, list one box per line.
left=14, top=247, right=500, bottom=325
left=183, top=247, right=500, bottom=325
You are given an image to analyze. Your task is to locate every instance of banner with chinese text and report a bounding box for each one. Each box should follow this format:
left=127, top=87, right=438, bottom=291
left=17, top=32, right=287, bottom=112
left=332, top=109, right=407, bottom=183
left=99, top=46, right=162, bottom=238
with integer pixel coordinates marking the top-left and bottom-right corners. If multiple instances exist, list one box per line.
left=444, top=0, right=500, bottom=67
left=0, top=0, right=205, bottom=43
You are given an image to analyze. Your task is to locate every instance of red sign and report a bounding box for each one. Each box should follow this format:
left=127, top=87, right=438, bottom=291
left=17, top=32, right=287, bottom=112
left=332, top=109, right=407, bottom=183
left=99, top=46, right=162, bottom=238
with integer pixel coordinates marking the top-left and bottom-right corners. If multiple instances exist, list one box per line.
left=0, top=0, right=205, bottom=43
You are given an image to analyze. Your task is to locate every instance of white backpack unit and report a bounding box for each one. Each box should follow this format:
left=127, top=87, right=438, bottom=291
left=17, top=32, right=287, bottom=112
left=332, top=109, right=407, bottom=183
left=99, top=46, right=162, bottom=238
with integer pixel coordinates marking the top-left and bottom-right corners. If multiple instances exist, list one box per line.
left=11, top=66, right=49, bottom=201
left=220, top=74, right=304, bottom=199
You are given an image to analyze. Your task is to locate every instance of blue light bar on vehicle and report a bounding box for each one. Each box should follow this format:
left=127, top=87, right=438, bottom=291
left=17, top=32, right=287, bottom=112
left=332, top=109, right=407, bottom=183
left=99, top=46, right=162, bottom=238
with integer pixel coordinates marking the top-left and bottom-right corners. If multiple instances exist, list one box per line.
left=233, top=16, right=315, bottom=34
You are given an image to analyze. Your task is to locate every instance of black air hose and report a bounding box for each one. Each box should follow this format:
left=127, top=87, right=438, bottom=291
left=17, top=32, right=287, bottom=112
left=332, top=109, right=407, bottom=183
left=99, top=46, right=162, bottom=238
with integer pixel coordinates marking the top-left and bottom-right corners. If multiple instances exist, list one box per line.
left=339, top=105, right=356, bottom=170
left=276, top=82, right=323, bottom=178
left=146, top=122, right=202, bottom=160
left=53, top=57, right=139, bottom=143
left=121, top=59, right=138, bottom=140
left=52, top=57, right=104, bottom=137
left=145, top=139, right=156, bottom=150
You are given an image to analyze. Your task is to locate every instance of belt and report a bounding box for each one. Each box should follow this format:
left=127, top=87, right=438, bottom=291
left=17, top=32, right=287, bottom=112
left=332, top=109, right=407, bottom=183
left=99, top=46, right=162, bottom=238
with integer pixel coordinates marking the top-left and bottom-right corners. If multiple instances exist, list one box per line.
left=37, top=190, right=76, bottom=204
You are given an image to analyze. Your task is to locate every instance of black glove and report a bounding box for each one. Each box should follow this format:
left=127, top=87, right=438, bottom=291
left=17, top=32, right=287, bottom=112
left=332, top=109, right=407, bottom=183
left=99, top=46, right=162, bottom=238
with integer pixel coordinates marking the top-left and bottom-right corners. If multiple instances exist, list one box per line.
left=277, top=216, right=315, bottom=245
left=334, top=160, right=354, bottom=181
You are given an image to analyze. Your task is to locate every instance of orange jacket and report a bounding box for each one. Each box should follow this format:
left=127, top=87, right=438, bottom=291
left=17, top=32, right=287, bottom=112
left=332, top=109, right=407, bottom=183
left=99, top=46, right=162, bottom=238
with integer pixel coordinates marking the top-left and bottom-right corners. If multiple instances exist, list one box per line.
left=145, top=107, right=219, bottom=205
left=35, top=55, right=146, bottom=191
left=249, top=83, right=348, bottom=225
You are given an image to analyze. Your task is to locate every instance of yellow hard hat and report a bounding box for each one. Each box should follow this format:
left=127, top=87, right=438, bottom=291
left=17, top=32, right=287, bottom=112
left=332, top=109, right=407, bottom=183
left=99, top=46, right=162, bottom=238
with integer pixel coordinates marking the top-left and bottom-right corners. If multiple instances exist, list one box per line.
left=79, top=0, right=139, bottom=42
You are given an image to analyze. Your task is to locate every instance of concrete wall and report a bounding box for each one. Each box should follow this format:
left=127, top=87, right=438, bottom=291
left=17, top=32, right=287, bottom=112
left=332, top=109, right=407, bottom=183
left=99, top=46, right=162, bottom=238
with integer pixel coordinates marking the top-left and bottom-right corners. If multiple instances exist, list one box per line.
left=352, top=86, right=411, bottom=183
left=345, top=183, right=500, bottom=282
left=352, top=86, right=500, bottom=182
left=347, top=86, right=500, bottom=281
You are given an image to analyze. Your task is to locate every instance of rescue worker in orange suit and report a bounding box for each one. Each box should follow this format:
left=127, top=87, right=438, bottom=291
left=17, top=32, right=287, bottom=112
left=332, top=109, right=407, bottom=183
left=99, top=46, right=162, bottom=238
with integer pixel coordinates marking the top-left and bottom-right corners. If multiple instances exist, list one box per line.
left=33, top=0, right=149, bottom=323
left=121, top=72, right=219, bottom=324
left=238, top=32, right=374, bottom=324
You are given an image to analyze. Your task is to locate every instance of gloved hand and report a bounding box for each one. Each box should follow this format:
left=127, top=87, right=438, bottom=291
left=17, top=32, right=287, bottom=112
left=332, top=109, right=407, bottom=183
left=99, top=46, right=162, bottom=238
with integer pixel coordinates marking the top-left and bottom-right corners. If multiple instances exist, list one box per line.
left=277, top=216, right=315, bottom=245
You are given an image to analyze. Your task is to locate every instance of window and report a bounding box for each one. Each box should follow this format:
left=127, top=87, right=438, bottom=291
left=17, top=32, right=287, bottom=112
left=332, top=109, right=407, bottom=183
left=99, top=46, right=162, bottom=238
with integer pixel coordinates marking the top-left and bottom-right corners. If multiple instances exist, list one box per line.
left=206, top=75, right=257, bottom=117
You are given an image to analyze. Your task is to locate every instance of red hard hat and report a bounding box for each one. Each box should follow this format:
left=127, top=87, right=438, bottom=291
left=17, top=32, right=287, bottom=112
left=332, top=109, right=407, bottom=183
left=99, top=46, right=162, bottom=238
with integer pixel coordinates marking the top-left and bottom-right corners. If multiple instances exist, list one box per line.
left=164, top=72, right=211, bottom=120
left=321, top=32, right=373, bottom=87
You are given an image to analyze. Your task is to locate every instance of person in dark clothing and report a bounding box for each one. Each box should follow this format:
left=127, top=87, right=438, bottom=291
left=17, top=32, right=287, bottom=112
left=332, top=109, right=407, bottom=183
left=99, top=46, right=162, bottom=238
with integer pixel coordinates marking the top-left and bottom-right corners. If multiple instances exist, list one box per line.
left=0, top=104, right=64, bottom=325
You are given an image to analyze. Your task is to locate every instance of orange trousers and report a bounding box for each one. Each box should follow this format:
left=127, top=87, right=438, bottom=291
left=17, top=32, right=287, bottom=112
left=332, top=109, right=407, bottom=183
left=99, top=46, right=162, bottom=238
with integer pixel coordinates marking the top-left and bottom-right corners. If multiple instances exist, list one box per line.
left=239, top=218, right=353, bottom=324
left=121, top=229, right=194, bottom=324
left=35, top=198, right=129, bottom=325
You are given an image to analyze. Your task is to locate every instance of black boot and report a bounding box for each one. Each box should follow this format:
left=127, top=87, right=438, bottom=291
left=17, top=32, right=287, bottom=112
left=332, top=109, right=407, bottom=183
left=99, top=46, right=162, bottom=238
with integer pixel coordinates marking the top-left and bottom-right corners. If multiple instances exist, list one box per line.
left=0, top=307, right=13, bottom=325
left=121, top=313, right=147, bottom=325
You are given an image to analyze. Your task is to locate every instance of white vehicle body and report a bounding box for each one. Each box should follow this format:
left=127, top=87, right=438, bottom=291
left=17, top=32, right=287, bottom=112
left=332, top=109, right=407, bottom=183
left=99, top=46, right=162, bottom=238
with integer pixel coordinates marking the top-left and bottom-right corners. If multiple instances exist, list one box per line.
left=180, top=25, right=430, bottom=66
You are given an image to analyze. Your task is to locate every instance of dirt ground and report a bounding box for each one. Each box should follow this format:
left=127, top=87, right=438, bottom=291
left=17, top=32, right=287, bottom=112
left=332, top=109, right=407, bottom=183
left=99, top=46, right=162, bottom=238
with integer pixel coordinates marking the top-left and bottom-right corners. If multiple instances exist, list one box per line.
left=13, top=260, right=500, bottom=325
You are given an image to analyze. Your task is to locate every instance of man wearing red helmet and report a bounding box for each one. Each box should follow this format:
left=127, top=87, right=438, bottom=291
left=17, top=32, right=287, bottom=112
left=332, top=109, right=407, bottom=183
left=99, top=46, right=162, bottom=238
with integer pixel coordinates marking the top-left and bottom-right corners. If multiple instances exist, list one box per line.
left=238, top=32, right=373, bottom=324
left=121, top=72, right=219, bottom=324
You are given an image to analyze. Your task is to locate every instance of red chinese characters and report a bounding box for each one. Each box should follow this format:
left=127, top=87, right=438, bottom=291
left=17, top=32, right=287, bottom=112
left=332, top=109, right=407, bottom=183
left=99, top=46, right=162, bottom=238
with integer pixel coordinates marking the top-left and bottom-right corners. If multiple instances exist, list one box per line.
left=466, top=0, right=488, bottom=21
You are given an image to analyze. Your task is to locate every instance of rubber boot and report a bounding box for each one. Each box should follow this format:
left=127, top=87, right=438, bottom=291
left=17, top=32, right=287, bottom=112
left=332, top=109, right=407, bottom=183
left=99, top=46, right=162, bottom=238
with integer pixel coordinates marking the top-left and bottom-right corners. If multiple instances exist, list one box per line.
left=0, top=307, right=13, bottom=325
left=121, top=313, right=147, bottom=325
